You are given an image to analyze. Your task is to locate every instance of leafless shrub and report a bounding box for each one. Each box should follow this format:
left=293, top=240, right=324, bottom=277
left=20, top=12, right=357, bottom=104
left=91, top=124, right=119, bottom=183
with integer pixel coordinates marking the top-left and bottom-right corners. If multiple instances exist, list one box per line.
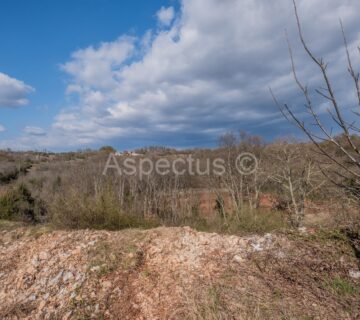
left=266, top=140, right=325, bottom=227
left=271, top=0, right=360, bottom=202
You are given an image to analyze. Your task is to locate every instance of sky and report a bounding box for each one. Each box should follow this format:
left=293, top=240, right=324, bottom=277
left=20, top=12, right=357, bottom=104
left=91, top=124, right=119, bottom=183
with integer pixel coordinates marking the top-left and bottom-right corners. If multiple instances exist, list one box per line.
left=0, top=0, right=359, bottom=151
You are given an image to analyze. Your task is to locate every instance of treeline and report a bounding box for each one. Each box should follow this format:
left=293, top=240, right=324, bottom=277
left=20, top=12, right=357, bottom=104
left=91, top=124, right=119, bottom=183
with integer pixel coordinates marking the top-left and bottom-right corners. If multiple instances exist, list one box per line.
left=0, top=133, right=358, bottom=234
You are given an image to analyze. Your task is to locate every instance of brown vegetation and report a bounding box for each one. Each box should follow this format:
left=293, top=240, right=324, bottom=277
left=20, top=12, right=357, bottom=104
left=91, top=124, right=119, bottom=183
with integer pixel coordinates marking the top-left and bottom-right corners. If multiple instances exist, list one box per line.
left=0, top=133, right=358, bottom=233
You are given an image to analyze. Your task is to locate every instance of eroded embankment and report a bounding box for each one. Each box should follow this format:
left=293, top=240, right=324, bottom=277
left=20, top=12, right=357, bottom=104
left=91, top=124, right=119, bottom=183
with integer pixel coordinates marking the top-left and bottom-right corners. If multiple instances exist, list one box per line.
left=0, top=225, right=359, bottom=319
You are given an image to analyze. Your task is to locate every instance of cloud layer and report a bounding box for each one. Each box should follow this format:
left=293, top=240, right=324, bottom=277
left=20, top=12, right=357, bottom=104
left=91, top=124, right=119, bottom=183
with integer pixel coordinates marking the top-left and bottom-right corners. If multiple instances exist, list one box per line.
left=23, top=126, right=47, bottom=136
left=0, top=72, right=34, bottom=108
left=7, top=0, right=360, bottom=150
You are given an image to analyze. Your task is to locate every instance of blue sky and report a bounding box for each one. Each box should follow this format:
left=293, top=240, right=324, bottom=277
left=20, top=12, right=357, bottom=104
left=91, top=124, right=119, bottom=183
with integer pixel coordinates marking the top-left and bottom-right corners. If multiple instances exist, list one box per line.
left=0, top=0, right=177, bottom=150
left=0, top=0, right=359, bottom=151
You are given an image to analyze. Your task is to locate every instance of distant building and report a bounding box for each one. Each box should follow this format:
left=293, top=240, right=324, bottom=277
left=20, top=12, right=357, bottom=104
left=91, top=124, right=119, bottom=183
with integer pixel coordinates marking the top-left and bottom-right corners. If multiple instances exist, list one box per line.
left=115, top=151, right=142, bottom=157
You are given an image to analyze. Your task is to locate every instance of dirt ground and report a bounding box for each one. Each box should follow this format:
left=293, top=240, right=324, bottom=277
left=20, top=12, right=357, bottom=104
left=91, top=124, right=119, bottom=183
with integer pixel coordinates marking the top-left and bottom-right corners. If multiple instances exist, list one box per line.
left=0, top=224, right=359, bottom=319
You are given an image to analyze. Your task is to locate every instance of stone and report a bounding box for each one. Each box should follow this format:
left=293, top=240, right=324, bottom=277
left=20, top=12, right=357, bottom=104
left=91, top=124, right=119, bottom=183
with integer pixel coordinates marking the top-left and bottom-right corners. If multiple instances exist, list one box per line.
left=90, top=266, right=101, bottom=272
left=31, top=258, right=40, bottom=267
left=63, top=271, right=74, bottom=283
left=28, top=294, right=37, bottom=301
left=48, top=271, right=63, bottom=286
left=101, top=280, right=112, bottom=290
left=233, top=255, right=243, bottom=263
left=349, top=270, right=360, bottom=279
left=39, top=300, right=46, bottom=311
left=39, top=251, right=50, bottom=260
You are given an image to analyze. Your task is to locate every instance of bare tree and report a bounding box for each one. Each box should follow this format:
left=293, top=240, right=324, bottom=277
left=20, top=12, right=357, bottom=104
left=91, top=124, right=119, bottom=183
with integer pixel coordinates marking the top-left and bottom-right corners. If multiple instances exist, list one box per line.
left=219, top=132, right=237, bottom=148
left=268, top=141, right=324, bottom=227
left=271, top=0, right=360, bottom=200
left=215, top=131, right=267, bottom=220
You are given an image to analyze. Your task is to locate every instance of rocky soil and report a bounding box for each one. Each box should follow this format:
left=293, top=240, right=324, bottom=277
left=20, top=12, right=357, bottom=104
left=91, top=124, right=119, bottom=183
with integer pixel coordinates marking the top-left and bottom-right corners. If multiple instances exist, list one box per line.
left=0, top=224, right=359, bottom=319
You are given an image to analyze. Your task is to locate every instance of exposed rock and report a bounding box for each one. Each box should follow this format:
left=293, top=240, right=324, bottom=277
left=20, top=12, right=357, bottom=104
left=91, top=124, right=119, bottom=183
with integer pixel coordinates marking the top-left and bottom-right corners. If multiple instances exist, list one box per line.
left=39, top=251, right=50, bottom=261
left=349, top=269, right=360, bottom=279
left=62, top=271, right=74, bottom=283
left=0, top=226, right=358, bottom=319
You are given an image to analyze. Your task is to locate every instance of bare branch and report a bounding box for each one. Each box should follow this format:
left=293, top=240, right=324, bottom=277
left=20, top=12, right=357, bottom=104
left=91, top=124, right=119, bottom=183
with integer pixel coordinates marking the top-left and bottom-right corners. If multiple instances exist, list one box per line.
left=340, top=20, right=360, bottom=107
left=292, top=0, right=360, bottom=156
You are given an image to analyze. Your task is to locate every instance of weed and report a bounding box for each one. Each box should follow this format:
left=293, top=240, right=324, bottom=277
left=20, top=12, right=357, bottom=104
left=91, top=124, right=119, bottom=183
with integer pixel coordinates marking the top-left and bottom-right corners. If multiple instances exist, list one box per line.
left=0, top=184, right=46, bottom=222
left=171, top=207, right=287, bottom=236
left=0, top=219, right=23, bottom=230
left=87, top=241, right=120, bottom=276
left=324, top=276, right=359, bottom=297
left=50, top=187, right=160, bottom=231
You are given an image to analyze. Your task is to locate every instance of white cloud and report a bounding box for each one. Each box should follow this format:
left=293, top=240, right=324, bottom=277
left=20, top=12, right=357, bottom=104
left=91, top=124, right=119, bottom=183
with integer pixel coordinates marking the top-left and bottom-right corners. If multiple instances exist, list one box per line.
left=156, top=6, right=175, bottom=27
left=9, top=0, right=360, bottom=150
left=0, top=124, right=5, bottom=132
left=0, top=72, right=34, bottom=107
left=23, top=126, right=46, bottom=136
left=61, top=36, right=136, bottom=90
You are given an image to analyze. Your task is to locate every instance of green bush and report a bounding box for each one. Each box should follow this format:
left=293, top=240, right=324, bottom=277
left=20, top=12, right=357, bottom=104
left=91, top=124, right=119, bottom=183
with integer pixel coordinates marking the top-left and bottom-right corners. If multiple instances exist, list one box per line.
left=99, top=146, right=116, bottom=154
left=0, top=184, right=45, bottom=222
left=231, top=208, right=288, bottom=235
left=50, top=187, right=159, bottom=230
left=171, top=207, right=288, bottom=236
left=0, top=161, right=32, bottom=184
left=0, top=168, right=19, bottom=184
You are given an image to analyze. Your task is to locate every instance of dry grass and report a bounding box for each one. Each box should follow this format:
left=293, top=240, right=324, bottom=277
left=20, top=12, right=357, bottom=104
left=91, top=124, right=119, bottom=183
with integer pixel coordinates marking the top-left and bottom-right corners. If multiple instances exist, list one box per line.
left=0, top=143, right=358, bottom=236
